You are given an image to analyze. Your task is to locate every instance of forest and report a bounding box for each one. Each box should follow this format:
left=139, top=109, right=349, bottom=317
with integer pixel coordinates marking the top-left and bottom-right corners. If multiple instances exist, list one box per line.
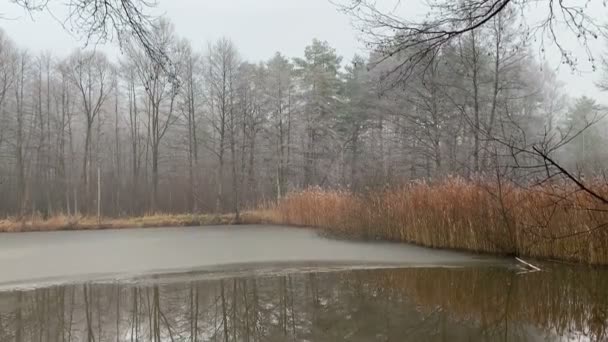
left=2, top=2, right=608, bottom=341
left=0, top=6, right=606, bottom=221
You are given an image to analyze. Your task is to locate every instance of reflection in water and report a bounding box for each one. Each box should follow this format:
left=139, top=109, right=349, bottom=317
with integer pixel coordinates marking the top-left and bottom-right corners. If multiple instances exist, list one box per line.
left=0, top=266, right=607, bottom=341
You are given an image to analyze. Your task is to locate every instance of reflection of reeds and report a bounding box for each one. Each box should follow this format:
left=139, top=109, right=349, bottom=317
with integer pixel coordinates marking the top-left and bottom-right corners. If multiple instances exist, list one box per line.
left=369, top=267, right=608, bottom=342
left=251, top=178, right=608, bottom=264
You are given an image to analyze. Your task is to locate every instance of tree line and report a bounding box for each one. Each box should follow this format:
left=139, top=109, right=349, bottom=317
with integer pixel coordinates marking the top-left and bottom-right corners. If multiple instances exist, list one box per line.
left=0, top=12, right=605, bottom=218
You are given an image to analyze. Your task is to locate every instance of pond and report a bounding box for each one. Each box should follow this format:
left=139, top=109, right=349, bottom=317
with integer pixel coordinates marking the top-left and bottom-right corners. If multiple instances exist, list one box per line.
left=0, top=226, right=606, bottom=341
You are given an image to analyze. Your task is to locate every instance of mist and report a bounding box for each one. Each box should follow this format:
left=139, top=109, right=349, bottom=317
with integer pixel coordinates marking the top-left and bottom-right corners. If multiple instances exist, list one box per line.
left=0, top=13, right=606, bottom=216
left=1, top=1, right=608, bottom=341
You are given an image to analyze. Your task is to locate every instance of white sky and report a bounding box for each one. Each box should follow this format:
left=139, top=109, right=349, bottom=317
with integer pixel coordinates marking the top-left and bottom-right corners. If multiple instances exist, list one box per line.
left=1, top=0, right=606, bottom=103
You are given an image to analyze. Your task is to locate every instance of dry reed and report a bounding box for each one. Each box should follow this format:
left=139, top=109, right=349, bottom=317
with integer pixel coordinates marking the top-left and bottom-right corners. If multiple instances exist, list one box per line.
left=255, top=178, right=608, bottom=265
left=0, top=212, right=251, bottom=233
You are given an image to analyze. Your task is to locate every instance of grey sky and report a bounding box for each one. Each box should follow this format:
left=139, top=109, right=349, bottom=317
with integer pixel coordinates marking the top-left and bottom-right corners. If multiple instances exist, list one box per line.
left=2, top=0, right=363, bottom=60
left=2, top=0, right=606, bottom=103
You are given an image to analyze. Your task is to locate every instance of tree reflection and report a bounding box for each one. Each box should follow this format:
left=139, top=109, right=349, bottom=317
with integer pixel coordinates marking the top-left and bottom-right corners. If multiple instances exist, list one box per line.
left=0, top=265, right=606, bottom=341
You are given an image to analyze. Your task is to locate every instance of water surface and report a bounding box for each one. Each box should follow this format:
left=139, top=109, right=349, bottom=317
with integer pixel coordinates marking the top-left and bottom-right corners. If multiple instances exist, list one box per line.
left=0, top=226, right=606, bottom=341
left=0, top=225, right=504, bottom=286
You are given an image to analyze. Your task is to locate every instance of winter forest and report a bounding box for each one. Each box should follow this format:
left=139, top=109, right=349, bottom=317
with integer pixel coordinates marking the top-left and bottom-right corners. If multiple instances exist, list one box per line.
left=0, top=7, right=606, bottom=218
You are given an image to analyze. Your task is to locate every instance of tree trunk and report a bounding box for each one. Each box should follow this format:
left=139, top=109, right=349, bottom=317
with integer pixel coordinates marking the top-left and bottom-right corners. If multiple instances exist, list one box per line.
left=470, top=29, right=481, bottom=174
left=83, top=122, right=92, bottom=213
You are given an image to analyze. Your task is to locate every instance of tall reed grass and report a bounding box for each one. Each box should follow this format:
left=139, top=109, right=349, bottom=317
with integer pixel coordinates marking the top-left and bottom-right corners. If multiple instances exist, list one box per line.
left=255, top=178, right=608, bottom=265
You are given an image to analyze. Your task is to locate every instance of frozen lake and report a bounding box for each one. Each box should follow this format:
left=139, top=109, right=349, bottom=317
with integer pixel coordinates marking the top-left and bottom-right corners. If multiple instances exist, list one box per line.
left=0, top=225, right=505, bottom=287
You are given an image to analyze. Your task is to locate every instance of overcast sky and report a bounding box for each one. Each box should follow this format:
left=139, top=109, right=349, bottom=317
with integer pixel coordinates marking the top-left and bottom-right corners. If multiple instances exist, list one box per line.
left=2, top=0, right=606, bottom=103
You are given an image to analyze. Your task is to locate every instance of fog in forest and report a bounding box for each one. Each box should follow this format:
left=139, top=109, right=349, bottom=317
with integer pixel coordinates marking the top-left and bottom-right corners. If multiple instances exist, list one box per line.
left=1, top=2, right=608, bottom=341
left=0, top=0, right=606, bottom=218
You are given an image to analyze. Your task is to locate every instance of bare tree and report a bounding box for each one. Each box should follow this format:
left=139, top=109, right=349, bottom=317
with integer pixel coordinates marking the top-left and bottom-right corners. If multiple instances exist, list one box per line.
left=266, top=53, right=294, bottom=199
left=65, top=50, right=112, bottom=213
left=10, top=0, right=164, bottom=65
left=14, top=50, right=30, bottom=216
left=127, top=19, right=180, bottom=211
left=236, top=62, right=266, bottom=207
left=0, top=30, right=15, bottom=131
left=0, top=32, right=17, bottom=207
left=339, top=0, right=606, bottom=84
left=121, top=60, right=143, bottom=214
left=205, top=38, right=239, bottom=213
left=176, top=39, right=202, bottom=213
left=54, top=61, right=77, bottom=215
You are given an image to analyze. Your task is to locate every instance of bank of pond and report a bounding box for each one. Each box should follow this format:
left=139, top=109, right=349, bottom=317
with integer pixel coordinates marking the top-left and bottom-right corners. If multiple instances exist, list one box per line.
left=2, top=178, right=608, bottom=266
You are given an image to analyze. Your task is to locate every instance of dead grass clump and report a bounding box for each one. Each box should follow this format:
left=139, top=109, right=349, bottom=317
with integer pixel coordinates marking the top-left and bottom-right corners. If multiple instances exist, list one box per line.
left=0, top=213, right=238, bottom=233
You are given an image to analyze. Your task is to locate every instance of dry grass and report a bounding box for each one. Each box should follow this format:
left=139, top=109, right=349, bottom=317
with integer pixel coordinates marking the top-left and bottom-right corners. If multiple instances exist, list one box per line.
left=4, top=178, right=608, bottom=264
left=254, top=178, right=608, bottom=265
left=0, top=212, right=255, bottom=233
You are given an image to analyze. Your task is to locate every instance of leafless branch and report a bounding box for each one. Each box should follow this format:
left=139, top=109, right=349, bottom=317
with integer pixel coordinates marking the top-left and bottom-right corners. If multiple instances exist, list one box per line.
left=337, top=0, right=607, bottom=85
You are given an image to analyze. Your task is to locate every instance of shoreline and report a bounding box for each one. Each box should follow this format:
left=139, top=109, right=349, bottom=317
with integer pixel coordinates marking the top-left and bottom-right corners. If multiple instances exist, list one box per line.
left=0, top=213, right=259, bottom=233
left=3, top=203, right=608, bottom=267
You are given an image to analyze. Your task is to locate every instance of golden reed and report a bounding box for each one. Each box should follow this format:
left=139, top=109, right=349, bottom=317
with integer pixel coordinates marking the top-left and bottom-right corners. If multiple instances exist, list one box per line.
left=0, top=213, right=241, bottom=233
left=254, top=178, right=608, bottom=265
